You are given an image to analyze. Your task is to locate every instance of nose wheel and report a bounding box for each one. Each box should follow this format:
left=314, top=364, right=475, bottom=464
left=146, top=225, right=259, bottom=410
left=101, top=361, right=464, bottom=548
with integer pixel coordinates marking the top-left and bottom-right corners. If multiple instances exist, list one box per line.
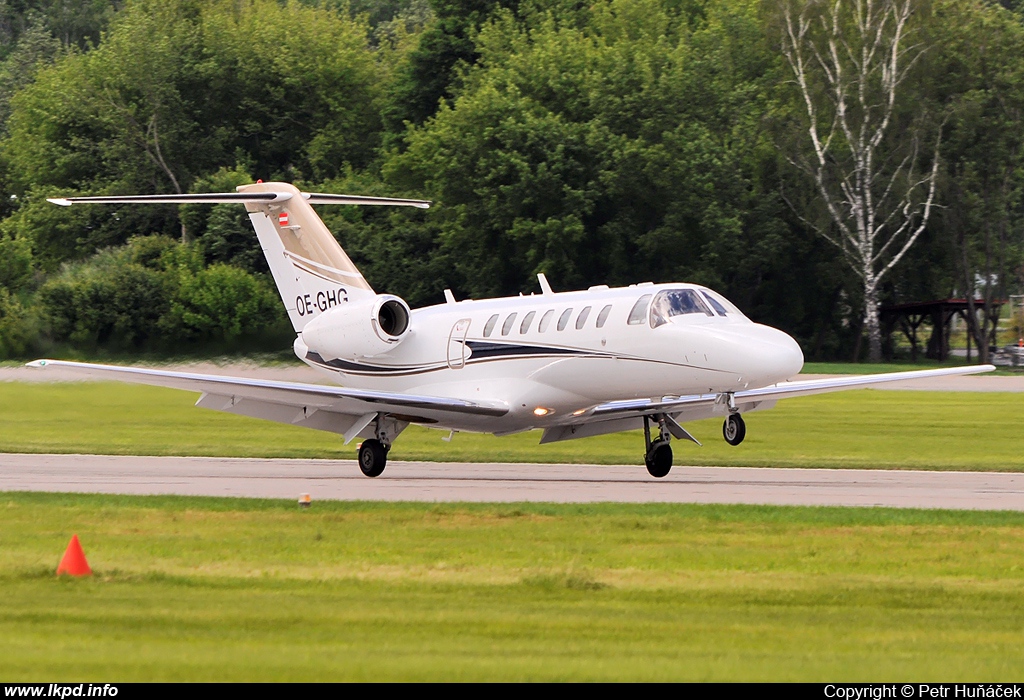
left=723, top=413, right=746, bottom=446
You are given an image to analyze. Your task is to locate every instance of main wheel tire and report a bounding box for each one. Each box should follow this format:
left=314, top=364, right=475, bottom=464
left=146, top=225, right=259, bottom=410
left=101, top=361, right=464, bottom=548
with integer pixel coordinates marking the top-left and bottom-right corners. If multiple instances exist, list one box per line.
left=645, top=441, right=673, bottom=478
left=358, top=439, right=388, bottom=477
left=723, top=413, right=746, bottom=446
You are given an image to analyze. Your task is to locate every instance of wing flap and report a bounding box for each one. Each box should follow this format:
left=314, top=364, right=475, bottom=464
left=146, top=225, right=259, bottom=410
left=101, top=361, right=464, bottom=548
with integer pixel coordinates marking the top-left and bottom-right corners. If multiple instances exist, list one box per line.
left=194, top=393, right=396, bottom=441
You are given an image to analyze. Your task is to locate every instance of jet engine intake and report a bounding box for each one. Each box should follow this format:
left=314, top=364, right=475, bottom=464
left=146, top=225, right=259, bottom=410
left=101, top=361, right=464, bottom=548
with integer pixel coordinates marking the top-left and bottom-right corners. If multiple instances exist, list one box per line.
left=301, top=294, right=411, bottom=359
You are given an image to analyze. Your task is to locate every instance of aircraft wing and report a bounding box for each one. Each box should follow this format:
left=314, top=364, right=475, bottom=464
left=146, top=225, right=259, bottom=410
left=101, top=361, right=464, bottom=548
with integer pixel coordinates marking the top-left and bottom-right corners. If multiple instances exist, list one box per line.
left=26, top=359, right=506, bottom=443
left=540, top=364, right=996, bottom=444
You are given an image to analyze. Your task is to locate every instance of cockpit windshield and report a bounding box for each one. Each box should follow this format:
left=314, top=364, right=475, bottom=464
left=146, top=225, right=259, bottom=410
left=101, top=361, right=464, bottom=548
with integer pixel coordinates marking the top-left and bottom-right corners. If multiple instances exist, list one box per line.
left=650, top=289, right=714, bottom=328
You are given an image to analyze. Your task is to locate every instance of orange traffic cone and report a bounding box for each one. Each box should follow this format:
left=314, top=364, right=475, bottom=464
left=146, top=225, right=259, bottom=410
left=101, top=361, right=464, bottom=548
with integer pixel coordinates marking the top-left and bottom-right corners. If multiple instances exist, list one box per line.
left=56, top=534, right=92, bottom=577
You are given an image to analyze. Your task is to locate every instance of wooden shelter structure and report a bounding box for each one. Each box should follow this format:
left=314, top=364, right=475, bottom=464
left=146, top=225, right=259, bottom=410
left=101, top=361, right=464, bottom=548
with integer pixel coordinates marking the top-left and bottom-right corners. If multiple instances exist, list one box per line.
left=881, top=299, right=1004, bottom=361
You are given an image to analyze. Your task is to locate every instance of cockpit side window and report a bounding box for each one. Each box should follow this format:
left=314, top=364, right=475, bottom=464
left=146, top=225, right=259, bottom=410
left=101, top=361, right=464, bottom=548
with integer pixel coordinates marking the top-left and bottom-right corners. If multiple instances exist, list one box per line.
left=700, top=289, right=746, bottom=318
left=701, top=291, right=728, bottom=316
left=627, top=295, right=651, bottom=325
left=650, top=289, right=713, bottom=328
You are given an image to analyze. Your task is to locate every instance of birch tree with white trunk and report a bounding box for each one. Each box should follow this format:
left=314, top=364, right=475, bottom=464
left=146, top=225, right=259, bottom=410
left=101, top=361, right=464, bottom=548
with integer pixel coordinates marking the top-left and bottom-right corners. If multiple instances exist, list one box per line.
left=780, top=0, right=941, bottom=362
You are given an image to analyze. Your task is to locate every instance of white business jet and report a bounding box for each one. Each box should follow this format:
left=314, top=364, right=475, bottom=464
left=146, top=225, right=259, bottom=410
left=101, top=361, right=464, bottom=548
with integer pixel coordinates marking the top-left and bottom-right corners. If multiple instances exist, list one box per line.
left=33, top=182, right=993, bottom=478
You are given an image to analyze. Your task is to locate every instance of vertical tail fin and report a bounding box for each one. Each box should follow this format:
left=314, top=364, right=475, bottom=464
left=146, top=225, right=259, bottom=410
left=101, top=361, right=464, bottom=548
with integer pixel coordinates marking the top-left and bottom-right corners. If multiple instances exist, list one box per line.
left=239, top=182, right=374, bottom=331
left=48, top=184, right=431, bottom=333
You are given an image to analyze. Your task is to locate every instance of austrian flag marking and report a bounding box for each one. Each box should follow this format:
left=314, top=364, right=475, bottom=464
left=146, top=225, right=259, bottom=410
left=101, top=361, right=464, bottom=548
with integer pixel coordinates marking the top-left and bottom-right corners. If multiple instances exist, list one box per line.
left=279, top=211, right=290, bottom=226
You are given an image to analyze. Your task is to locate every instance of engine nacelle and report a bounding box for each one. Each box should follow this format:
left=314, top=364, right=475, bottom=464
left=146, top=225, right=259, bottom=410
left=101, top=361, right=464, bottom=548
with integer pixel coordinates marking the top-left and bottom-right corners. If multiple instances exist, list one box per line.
left=301, top=294, right=411, bottom=360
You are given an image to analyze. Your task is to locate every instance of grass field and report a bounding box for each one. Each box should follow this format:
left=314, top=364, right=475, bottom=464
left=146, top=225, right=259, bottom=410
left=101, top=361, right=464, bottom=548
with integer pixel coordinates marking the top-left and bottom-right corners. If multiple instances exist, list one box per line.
left=2, top=381, right=1022, bottom=470
left=4, top=378, right=1022, bottom=681
left=2, top=493, right=1024, bottom=681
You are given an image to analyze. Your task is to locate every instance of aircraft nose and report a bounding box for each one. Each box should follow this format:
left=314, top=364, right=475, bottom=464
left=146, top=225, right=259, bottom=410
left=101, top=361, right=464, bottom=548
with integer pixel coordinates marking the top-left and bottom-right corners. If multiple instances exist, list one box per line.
left=751, top=324, right=804, bottom=382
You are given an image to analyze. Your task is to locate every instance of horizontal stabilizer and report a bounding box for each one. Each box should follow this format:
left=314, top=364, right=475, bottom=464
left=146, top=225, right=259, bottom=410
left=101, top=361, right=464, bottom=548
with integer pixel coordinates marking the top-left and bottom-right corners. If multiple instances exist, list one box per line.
left=48, top=192, right=295, bottom=206
left=48, top=191, right=430, bottom=208
left=302, top=193, right=430, bottom=208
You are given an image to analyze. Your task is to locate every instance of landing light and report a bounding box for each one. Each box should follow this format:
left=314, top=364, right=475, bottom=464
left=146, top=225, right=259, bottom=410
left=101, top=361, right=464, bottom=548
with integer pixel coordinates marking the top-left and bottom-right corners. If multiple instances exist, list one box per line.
left=572, top=408, right=587, bottom=416
left=533, top=407, right=553, bottom=417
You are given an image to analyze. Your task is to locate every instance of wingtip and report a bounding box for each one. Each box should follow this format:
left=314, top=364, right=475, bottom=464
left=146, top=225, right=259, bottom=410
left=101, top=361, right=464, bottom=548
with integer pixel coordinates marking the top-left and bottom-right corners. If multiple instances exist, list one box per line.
left=26, top=359, right=51, bottom=368
left=46, top=198, right=72, bottom=207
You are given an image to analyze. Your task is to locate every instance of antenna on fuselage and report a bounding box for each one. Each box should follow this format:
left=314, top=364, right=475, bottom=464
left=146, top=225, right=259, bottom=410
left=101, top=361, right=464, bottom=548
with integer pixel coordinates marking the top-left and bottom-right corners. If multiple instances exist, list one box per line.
left=537, top=273, right=554, bottom=296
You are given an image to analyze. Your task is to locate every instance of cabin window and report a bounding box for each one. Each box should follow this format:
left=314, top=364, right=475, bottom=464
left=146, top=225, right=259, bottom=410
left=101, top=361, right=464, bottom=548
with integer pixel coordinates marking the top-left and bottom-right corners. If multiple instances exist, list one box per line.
left=575, top=306, right=592, bottom=329
left=557, top=308, right=573, bottom=331
left=501, top=313, right=517, bottom=336
left=520, top=311, right=536, bottom=334
left=627, top=295, right=652, bottom=325
left=483, top=314, right=499, bottom=337
left=650, top=289, right=714, bottom=328
left=538, top=309, right=554, bottom=332
left=596, top=305, right=612, bottom=328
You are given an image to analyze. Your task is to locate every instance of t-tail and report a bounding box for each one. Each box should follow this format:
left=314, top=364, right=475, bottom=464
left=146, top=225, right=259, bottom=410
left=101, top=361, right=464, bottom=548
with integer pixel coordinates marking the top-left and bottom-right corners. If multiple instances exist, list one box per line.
left=47, top=183, right=430, bottom=334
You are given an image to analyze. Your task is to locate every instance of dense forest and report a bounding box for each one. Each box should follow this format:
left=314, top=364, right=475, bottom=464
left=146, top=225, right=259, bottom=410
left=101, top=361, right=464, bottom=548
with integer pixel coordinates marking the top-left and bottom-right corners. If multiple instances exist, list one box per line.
left=0, top=0, right=1021, bottom=361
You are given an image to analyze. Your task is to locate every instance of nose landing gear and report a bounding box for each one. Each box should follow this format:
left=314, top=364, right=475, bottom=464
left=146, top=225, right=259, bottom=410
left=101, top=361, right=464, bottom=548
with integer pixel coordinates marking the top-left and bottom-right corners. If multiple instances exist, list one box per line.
left=723, top=412, right=746, bottom=446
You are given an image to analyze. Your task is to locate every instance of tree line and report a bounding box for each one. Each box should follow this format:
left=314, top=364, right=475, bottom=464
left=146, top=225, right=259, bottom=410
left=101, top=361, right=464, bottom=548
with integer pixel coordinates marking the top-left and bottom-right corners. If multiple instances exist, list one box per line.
left=0, top=0, right=1021, bottom=361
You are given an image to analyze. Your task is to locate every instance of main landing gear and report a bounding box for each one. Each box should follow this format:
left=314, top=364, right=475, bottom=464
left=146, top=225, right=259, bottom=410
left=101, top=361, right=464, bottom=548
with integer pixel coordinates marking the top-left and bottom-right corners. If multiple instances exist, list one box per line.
left=643, top=415, right=673, bottom=478
left=358, top=439, right=389, bottom=477
left=357, top=414, right=392, bottom=477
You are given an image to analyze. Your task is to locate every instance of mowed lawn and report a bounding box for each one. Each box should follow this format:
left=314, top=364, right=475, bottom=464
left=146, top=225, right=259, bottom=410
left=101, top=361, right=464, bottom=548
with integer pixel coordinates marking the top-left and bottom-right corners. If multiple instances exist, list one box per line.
left=1, top=494, right=1023, bottom=681
left=1, top=381, right=1022, bottom=470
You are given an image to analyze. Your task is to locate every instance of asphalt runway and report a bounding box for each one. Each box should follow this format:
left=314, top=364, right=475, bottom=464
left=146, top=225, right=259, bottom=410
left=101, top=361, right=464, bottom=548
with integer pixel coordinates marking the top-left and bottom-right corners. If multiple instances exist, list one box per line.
left=2, top=453, right=1022, bottom=510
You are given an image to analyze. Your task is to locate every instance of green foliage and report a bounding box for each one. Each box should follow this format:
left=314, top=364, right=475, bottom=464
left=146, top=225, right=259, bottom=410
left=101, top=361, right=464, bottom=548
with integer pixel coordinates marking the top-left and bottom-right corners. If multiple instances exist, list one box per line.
left=382, top=0, right=519, bottom=134
left=321, top=200, right=450, bottom=304
left=2, top=0, right=385, bottom=258
left=34, top=236, right=287, bottom=352
left=37, top=244, right=171, bottom=350
left=181, top=165, right=267, bottom=273
left=0, top=286, right=34, bottom=357
left=382, top=0, right=841, bottom=337
left=201, top=0, right=384, bottom=181
left=163, top=263, right=285, bottom=345
left=0, top=12, right=60, bottom=130
left=0, top=230, right=32, bottom=291
left=0, top=0, right=1020, bottom=358
left=929, top=0, right=1024, bottom=292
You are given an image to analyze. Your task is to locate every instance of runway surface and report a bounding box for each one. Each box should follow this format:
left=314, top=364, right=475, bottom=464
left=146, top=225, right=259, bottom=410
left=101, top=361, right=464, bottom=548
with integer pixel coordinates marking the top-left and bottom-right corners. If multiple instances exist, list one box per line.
left=2, top=453, right=1022, bottom=510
